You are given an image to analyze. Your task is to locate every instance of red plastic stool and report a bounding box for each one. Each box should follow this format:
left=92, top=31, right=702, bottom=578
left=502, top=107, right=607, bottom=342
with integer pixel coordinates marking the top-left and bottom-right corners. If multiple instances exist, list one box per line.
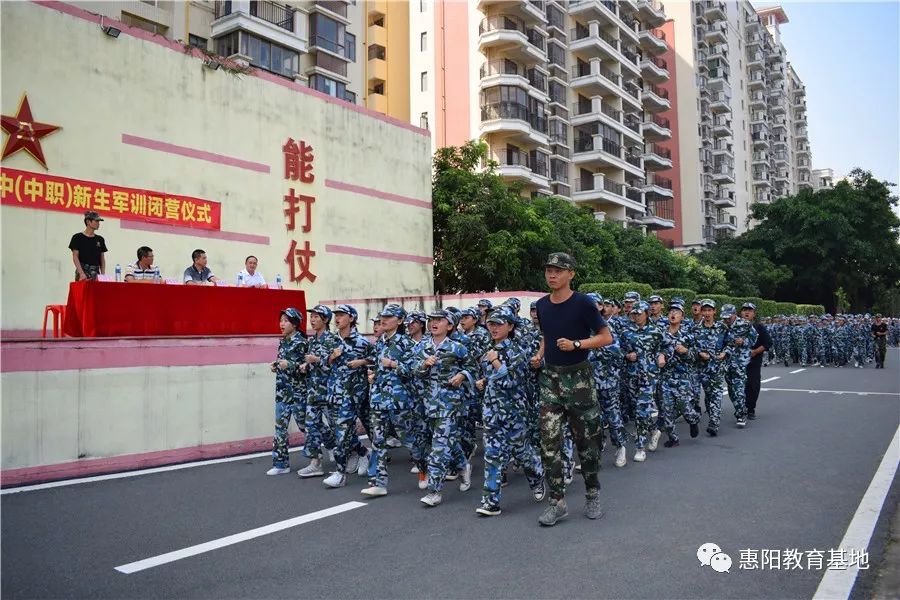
left=42, top=305, right=66, bottom=338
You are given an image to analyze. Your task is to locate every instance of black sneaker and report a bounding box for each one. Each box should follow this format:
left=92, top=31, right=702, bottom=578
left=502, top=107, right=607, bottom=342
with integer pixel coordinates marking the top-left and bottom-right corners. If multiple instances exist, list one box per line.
left=663, top=439, right=680, bottom=448
left=748, top=412, right=757, bottom=420
left=690, top=423, right=699, bottom=438
left=476, top=502, right=501, bottom=517
left=532, top=480, right=547, bottom=502
left=706, top=427, right=718, bottom=437
left=501, top=471, right=509, bottom=487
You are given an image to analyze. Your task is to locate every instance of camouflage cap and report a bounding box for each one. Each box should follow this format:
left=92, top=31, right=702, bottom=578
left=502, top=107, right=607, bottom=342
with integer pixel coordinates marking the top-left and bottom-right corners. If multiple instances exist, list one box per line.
left=630, top=300, right=650, bottom=314
left=529, top=301, right=538, bottom=310
left=741, top=302, right=757, bottom=311
left=587, top=292, right=603, bottom=304
left=477, top=298, right=493, bottom=308
left=83, top=210, right=104, bottom=221
left=671, top=296, right=686, bottom=305
left=503, top=297, right=521, bottom=312
left=280, top=307, right=303, bottom=326
left=333, top=304, right=358, bottom=320
left=486, top=307, right=517, bottom=325
left=306, top=304, right=333, bottom=320
left=459, top=307, right=480, bottom=320
left=544, top=252, right=576, bottom=270
left=624, top=291, right=641, bottom=302
left=700, top=298, right=716, bottom=309
left=669, top=302, right=685, bottom=313
left=648, top=294, right=663, bottom=303
left=405, top=310, right=426, bottom=325
left=428, top=309, right=458, bottom=328
left=720, top=304, right=737, bottom=317
left=692, top=298, right=702, bottom=305
left=378, top=304, right=406, bottom=319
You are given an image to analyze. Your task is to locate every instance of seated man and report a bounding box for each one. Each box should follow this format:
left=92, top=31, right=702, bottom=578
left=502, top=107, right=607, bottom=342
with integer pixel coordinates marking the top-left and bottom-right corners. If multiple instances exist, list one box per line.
left=125, top=246, right=158, bottom=283
left=239, top=255, right=266, bottom=288
left=183, top=249, right=218, bottom=285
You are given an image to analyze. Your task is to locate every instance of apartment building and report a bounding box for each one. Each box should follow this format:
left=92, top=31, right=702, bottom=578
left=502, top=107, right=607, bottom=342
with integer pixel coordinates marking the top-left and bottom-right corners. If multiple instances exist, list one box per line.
left=72, top=1, right=365, bottom=103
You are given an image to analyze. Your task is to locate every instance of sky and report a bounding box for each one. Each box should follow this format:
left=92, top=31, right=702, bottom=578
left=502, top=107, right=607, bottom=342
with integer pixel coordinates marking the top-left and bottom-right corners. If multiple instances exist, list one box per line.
left=766, top=1, right=900, bottom=191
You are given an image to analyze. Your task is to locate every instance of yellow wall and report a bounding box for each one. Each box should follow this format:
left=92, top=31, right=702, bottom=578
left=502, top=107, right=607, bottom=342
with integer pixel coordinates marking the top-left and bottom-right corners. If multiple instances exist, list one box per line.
left=0, top=2, right=433, bottom=331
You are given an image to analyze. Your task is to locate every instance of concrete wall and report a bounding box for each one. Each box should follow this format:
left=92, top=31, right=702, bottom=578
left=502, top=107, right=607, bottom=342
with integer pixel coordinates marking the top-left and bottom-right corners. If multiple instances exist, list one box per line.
left=0, top=1, right=433, bottom=332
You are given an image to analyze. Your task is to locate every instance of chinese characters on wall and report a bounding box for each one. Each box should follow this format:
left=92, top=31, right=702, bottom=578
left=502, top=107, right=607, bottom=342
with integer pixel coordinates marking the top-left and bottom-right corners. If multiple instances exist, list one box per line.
left=282, top=138, right=316, bottom=284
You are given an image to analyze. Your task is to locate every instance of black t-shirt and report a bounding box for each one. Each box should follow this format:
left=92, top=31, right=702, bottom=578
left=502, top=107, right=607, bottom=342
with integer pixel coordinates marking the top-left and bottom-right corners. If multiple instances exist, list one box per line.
left=749, top=322, right=772, bottom=366
left=536, top=291, right=608, bottom=367
left=68, top=233, right=107, bottom=266
left=872, top=323, right=888, bottom=337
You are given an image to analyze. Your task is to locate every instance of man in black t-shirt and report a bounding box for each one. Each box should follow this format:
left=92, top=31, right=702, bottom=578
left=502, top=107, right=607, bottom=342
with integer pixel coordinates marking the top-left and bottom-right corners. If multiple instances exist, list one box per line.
left=532, top=252, right=613, bottom=527
left=872, top=314, right=888, bottom=369
left=68, top=211, right=108, bottom=281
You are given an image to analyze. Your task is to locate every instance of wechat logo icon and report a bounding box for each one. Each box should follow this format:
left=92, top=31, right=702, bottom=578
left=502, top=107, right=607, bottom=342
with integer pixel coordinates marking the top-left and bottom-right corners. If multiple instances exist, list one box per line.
left=698, top=542, right=732, bottom=574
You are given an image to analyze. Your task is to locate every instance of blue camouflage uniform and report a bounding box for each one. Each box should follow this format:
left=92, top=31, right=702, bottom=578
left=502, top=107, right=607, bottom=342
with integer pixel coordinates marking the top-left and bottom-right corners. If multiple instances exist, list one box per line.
left=272, top=308, right=308, bottom=469
left=620, top=301, right=664, bottom=449
left=721, top=305, right=755, bottom=423
left=657, top=303, right=700, bottom=442
left=693, top=300, right=731, bottom=434
left=303, top=305, right=341, bottom=460
left=587, top=294, right=627, bottom=449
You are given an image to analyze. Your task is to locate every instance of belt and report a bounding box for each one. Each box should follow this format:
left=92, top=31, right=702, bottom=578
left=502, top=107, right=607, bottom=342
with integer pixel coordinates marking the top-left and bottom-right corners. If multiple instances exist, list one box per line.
left=544, top=360, right=591, bottom=374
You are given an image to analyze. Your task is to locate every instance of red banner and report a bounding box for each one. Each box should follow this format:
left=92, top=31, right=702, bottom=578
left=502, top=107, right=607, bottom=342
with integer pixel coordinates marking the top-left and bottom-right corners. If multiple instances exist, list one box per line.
left=0, top=168, right=221, bottom=230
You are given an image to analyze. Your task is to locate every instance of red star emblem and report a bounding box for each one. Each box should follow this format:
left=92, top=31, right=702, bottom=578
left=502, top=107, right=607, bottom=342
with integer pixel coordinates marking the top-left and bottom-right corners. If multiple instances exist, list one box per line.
left=1, top=94, right=61, bottom=170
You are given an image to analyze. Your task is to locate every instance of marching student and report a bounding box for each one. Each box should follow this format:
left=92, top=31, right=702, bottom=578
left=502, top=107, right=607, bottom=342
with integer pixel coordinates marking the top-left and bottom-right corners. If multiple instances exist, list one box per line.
left=267, top=308, right=307, bottom=475
left=297, top=305, right=340, bottom=478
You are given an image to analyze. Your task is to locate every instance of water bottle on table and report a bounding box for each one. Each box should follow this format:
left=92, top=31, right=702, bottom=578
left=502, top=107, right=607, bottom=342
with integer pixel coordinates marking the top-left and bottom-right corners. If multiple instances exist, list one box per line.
left=275, top=274, right=282, bottom=289
left=237, top=272, right=244, bottom=287
left=115, top=264, right=121, bottom=282
left=154, top=266, right=161, bottom=282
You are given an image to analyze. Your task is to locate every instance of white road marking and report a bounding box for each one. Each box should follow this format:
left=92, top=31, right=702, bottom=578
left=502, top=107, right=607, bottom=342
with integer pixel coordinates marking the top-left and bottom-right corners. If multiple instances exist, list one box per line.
left=761, top=388, right=899, bottom=396
left=790, top=368, right=806, bottom=374
left=762, top=376, right=781, bottom=383
left=115, top=501, right=367, bottom=574
left=2, top=447, right=305, bottom=495
left=813, top=425, right=900, bottom=599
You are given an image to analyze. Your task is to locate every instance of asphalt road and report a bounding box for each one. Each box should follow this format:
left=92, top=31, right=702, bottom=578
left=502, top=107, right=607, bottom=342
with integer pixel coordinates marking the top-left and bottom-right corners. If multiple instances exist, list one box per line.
left=2, top=350, right=898, bottom=599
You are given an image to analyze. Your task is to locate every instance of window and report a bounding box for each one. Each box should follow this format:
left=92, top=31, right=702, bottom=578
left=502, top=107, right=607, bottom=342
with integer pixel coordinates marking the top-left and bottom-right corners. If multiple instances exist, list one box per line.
left=189, top=34, right=207, bottom=49
left=420, top=32, right=427, bottom=51
left=420, top=72, right=428, bottom=91
left=238, top=32, right=299, bottom=78
left=345, top=33, right=356, bottom=61
left=420, top=0, right=426, bottom=12
left=311, top=13, right=351, bottom=59
left=368, top=45, right=386, bottom=60
left=370, top=82, right=385, bottom=95
left=310, top=74, right=352, bottom=102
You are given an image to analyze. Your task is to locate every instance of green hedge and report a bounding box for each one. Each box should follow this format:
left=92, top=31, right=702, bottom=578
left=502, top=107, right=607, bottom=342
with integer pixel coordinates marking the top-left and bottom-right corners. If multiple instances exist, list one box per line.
left=654, top=288, right=698, bottom=304
left=775, top=302, right=798, bottom=315
left=757, top=300, right=779, bottom=318
left=797, top=303, right=826, bottom=315
left=579, top=282, right=653, bottom=300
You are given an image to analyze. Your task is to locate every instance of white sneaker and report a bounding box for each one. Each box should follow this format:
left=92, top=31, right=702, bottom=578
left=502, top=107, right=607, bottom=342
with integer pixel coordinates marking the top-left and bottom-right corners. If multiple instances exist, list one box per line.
left=420, top=492, right=442, bottom=507
left=386, top=437, right=402, bottom=449
left=323, top=449, right=335, bottom=463
left=361, top=485, right=387, bottom=497
left=615, top=446, right=627, bottom=468
left=410, top=464, right=420, bottom=474
left=459, top=462, right=473, bottom=492
left=634, top=449, right=647, bottom=463
left=266, top=467, right=291, bottom=476
left=323, top=472, right=346, bottom=488
left=297, top=459, right=324, bottom=478
left=356, top=451, right=370, bottom=477
left=648, top=430, right=661, bottom=452
left=346, top=453, right=360, bottom=475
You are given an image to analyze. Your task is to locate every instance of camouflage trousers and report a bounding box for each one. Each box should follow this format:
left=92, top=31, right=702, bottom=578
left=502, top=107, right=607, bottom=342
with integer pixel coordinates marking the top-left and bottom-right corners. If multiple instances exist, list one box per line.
left=75, top=263, right=100, bottom=281
left=699, top=369, right=726, bottom=432
left=328, top=396, right=367, bottom=474
left=272, top=398, right=305, bottom=468
left=451, top=400, right=480, bottom=471
left=482, top=409, right=543, bottom=506
left=723, top=363, right=748, bottom=421
left=539, top=362, right=602, bottom=501
left=369, top=407, right=427, bottom=488
left=876, top=339, right=887, bottom=366
left=622, top=372, right=658, bottom=449
left=427, top=411, right=463, bottom=493
left=303, top=400, right=335, bottom=460
left=658, top=376, right=699, bottom=442
left=597, top=385, right=627, bottom=448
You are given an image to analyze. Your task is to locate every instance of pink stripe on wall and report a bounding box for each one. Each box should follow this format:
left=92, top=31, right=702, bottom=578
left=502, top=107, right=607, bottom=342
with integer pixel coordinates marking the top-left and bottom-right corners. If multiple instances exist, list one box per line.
left=319, top=291, right=545, bottom=305
left=0, top=432, right=305, bottom=487
left=119, top=219, right=270, bottom=244
left=325, top=179, right=431, bottom=210
left=325, top=244, right=432, bottom=265
left=1, top=336, right=278, bottom=373
left=122, top=134, right=270, bottom=173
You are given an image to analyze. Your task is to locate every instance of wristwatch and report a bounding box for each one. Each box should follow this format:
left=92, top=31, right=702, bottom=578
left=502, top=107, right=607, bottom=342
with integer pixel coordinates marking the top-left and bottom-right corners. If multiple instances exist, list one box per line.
left=573, top=340, right=582, bottom=349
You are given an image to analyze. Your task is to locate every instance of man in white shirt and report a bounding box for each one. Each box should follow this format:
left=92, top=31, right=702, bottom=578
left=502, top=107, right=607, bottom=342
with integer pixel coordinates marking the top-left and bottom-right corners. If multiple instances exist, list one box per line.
left=239, top=255, right=267, bottom=288
left=124, top=246, right=158, bottom=283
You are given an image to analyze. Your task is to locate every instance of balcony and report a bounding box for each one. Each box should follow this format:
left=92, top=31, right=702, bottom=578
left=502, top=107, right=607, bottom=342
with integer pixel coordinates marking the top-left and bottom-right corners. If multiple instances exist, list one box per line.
left=527, top=68, right=549, bottom=94
left=752, top=151, right=768, bottom=165
left=312, top=0, right=348, bottom=19
left=795, top=126, right=809, bottom=141
left=796, top=143, right=810, bottom=156
left=570, top=60, right=625, bottom=99
left=704, top=22, right=726, bottom=44
left=712, top=139, right=732, bottom=158
left=747, top=51, right=764, bottom=69
left=641, top=198, right=675, bottom=230
left=642, top=114, right=671, bottom=141
left=479, top=59, right=528, bottom=89
left=637, top=0, right=666, bottom=27
left=708, top=42, right=728, bottom=61
left=570, top=98, right=642, bottom=143
left=748, top=72, right=765, bottom=90
left=211, top=1, right=306, bottom=54
left=711, top=115, right=731, bottom=137
left=480, top=102, right=550, bottom=146
left=569, top=22, right=641, bottom=77
left=714, top=213, right=737, bottom=231
left=752, top=170, right=771, bottom=186
left=497, top=150, right=551, bottom=189
left=711, top=161, right=734, bottom=184
left=641, top=84, right=670, bottom=112
left=709, top=90, right=731, bottom=113
left=573, top=134, right=644, bottom=177
left=643, top=143, right=672, bottom=170
left=773, top=151, right=788, bottom=165
left=707, top=67, right=729, bottom=88
left=639, top=28, right=667, bottom=55
left=712, top=189, right=736, bottom=208
left=573, top=172, right=644, bottom=210
left=640, top=55, right=669, bottom=83
left=703, top=0, right=726, bottom=21
left=367, top=91, right=387, bottom=113
left=749, top=91, right=766, bottom=109
left=643, top=173, right=673, bottom=198
left=478, top=16, right=546, bottom=63
left=368, top=55, right=386, bottom=81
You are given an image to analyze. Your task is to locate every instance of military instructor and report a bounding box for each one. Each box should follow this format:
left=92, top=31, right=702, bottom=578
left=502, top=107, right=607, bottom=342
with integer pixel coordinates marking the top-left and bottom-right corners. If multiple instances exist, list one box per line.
left=531, top=252, right=613, bottom=527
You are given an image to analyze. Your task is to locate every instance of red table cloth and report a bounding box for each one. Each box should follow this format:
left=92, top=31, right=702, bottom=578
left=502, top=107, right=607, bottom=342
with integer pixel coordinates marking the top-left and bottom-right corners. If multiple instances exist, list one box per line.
left=64, top=280, right=307, bottom=337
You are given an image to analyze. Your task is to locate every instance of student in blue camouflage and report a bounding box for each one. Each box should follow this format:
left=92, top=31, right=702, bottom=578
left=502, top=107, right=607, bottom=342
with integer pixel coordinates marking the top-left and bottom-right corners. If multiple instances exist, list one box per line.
left=404, top=310, right=430, bottom=486
left=720, top=304, right=755, bottom=429
left=322, top=305, right=375, bottom=488
left=267, top=308, right=308, bottom=476
left=297, top=305, right=341, bottom=478
left=588, top=295, right=629, bottom=468
left=621, top=301, right=665, bottom=462
left=474, top=308, right=546, bottom=516
left=694, top=299, right=731, bottom=437
left=657, top=301, right=701, bottom=447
